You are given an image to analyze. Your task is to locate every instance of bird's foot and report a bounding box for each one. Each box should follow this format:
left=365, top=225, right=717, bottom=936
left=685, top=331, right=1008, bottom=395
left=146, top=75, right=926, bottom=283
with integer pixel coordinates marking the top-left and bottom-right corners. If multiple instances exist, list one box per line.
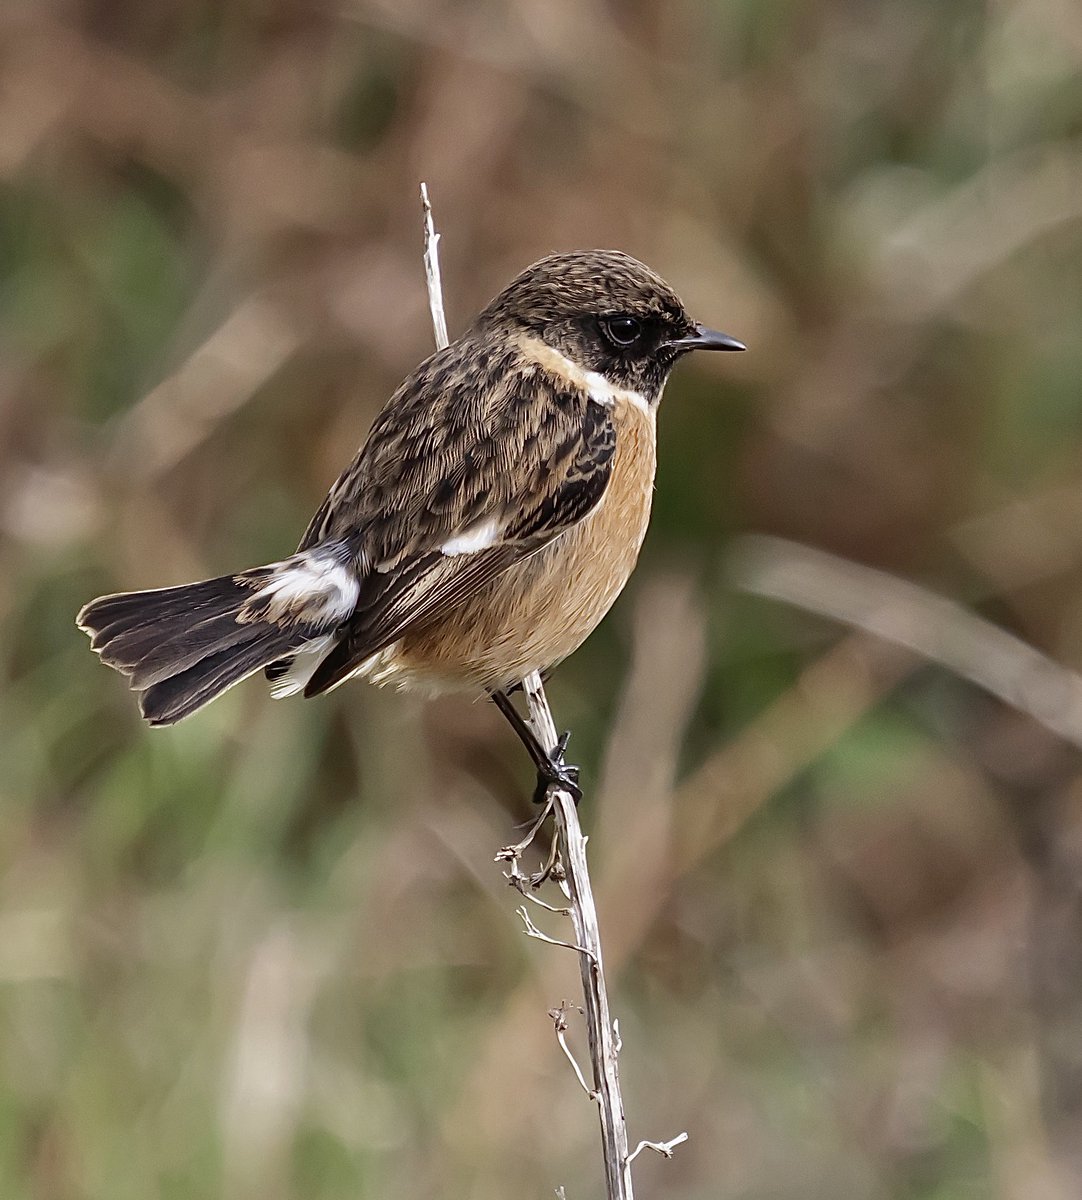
left=531, top=730, right=582, bottom=805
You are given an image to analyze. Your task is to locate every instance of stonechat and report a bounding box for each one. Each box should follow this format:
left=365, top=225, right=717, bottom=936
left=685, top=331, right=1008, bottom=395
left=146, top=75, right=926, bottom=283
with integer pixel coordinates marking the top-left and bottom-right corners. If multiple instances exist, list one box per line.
left=77, top=250, right=744, bottom=798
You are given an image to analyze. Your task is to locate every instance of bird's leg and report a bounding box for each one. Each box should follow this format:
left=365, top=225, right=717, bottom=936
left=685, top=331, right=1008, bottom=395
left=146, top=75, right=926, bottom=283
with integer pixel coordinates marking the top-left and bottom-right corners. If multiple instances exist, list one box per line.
left=502, top=669, right=551, bottom=698
left=489, top=689, right=582, bottom=804
left=538, top=729, right=581, bottom=807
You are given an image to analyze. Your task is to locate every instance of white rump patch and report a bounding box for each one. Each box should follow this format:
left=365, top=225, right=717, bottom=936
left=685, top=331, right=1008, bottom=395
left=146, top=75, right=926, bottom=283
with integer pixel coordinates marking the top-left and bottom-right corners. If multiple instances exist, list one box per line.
left=269, top=635, right=335, bottom=698
left=441, top=519, right=502, bottom=557
left=252, top=551, right=360, bottom=625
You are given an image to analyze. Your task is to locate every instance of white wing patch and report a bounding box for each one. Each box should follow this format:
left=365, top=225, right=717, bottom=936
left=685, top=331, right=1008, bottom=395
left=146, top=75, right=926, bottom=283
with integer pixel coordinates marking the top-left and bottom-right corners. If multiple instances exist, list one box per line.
left=441, top=519, right=502, bottom=557
left=249, top=551, right=360, bottom=625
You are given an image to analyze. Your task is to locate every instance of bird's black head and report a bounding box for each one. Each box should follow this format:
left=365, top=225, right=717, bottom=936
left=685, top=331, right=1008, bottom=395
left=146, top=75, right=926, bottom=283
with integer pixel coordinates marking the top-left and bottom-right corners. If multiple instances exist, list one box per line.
left=475, top=249, right=744, bottom=401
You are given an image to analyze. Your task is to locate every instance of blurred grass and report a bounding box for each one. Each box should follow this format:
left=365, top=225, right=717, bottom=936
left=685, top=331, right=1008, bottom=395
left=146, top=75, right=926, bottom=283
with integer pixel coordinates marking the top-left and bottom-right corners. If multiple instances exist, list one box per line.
left=3, top=1, right=1082, bottom=1197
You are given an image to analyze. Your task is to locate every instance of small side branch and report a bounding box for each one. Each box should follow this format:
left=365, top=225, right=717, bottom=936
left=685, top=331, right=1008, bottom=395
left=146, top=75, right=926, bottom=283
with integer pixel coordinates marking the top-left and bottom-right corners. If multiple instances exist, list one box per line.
left=626, top=1132, right=690, bottom=1165
left=518, top=906, right=595, bottom=959
left=550, top=1002, right=595, bottom=1099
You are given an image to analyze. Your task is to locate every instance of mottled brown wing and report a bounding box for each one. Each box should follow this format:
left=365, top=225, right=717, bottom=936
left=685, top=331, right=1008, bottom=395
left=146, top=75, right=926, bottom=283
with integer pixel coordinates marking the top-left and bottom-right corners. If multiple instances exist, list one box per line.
left=297, top=338, right=534, bottom=556
left=297, top=334, right=617, bottom=696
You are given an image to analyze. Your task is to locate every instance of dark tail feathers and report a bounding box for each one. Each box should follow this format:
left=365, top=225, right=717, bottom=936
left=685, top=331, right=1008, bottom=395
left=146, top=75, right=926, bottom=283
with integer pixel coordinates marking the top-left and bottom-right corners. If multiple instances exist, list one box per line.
left=77, top=570, right=312, bottom=726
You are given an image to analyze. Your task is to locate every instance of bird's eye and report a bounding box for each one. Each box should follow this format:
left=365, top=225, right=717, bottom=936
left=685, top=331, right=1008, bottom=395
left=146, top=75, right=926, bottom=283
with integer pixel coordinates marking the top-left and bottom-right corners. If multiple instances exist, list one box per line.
left=600, top=315, right=643, bottom=348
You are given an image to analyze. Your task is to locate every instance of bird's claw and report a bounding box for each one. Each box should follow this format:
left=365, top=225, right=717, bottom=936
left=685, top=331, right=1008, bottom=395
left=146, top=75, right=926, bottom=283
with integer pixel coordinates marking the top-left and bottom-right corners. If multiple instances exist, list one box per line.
left=531, top=730, right=582, bottom=805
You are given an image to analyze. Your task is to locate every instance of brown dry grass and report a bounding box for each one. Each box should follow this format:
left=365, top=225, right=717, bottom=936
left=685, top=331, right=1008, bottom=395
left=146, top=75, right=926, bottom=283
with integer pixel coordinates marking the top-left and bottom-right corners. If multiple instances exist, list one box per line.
left=3, top=2, right=1082, bottom=1197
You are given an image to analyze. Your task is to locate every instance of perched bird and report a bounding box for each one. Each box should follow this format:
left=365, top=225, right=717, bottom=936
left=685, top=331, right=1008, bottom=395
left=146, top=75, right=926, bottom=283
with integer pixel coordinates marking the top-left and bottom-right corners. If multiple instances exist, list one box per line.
left=77, top=250, right=744, bottom=797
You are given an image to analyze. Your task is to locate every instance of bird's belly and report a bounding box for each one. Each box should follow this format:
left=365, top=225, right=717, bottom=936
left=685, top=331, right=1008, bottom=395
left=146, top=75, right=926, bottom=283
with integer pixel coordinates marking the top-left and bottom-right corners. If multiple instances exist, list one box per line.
left=387, top=401, right=656, bottom=692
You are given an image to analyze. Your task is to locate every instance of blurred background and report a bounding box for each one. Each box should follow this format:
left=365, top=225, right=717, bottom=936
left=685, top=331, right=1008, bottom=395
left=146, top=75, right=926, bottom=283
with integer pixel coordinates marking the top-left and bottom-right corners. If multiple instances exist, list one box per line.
left=3, top=1, right=1082, bottom=1197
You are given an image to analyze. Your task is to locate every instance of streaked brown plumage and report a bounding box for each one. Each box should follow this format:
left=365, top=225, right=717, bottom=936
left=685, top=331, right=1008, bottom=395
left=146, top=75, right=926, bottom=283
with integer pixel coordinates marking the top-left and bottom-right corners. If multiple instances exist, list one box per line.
left=387, top=380, right=655, bottom=692
left=77, top=250, right=744, bottom=794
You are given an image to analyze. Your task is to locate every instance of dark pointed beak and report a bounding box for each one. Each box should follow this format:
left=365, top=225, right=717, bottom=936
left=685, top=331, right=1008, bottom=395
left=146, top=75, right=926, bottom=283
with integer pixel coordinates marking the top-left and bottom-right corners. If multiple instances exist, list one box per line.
left=669, top=323, right=746, bottom=352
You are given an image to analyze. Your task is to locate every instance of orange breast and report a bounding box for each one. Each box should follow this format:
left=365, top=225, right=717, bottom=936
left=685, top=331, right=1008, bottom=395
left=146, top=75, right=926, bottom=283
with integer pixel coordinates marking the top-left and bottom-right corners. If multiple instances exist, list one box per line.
left=394, top=393, right=657, bottom=691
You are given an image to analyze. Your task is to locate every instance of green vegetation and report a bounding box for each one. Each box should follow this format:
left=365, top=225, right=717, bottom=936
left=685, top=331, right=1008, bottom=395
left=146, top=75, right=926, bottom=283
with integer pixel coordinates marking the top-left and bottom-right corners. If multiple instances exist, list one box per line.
left=2, top=3, right=1082, bottom=1197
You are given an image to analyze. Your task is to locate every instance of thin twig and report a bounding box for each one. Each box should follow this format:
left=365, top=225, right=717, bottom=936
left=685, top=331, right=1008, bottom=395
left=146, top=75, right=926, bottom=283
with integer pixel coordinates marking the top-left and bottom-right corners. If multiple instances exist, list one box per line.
left=494, top=795, right=554, bottom=862
left=496, top=793, right=565, bottom=892
left=518, top=906, right=595, bottom=959
left=417, top=190, right=684, bottom=1200
left=550, top=1003, right=596, bottom=1099
left=518, top=888, right=571, bottom=915
left=626, top=1133, right=690, bottom=1165
left=420, top=182, right=449, bottom=350
left=521, top=670, right=635, bottom=1199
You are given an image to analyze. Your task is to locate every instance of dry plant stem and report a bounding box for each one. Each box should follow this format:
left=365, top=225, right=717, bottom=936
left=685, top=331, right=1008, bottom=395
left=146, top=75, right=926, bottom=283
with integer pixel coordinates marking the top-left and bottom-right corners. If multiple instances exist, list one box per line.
left=731, top=534, right=1082, bottom=750
left=420, top=183, right=449, bottom=350
left=521, top=669, right=635, bottom=1200
left=419, top=186, right=671, bottom=1199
